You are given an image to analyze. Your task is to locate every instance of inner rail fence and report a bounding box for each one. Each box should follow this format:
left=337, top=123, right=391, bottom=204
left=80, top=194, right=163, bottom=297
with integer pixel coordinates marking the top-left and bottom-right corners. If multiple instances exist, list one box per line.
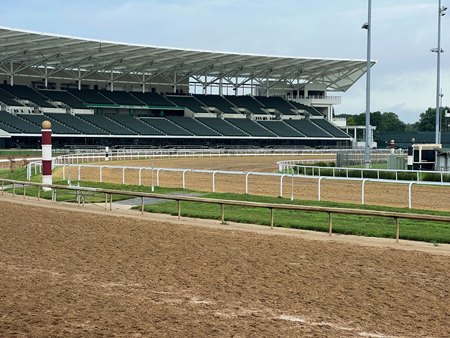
left=277, top=161, right=450, bottom=184
left=2, top=178, right=450, bottom=243
left=41, top=163, right=450, bottom=210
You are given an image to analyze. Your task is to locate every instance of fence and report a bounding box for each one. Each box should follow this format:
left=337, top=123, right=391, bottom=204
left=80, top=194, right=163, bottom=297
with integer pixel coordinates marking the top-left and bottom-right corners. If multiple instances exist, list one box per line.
left=53, top=163, right=450, bottom=210
left=2, top=178, right=450, bottom=243
left=277, top=161, right=450, bottom=184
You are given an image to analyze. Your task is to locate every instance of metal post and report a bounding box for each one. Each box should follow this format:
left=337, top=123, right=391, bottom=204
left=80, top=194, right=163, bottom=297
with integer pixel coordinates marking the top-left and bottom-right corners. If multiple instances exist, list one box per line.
left=270, top=208, right=274, bottom=229
left=328, top=213, right=333, bottom=235
left=395, top=218, right=400, bottom=243
left=221, top=204, right=225, bottom=224
left=408, top=182, right=414, bottom=209
left=363, top=0, right=372, bottom=168
left=177, top=200, right=181, bottom=219
left=434, top=0, right=446, bottom=144
left=141, top=196, right=144, bottom=215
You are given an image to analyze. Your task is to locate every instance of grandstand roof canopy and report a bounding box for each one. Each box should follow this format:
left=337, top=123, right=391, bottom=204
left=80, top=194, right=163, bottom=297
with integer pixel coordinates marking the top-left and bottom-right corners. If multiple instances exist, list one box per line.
left=0, top=27, right=374, bottom=91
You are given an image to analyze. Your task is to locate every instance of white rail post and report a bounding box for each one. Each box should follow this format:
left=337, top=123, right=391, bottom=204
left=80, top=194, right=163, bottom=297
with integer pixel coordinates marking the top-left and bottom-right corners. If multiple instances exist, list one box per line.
left=245, top=172, right=251, bottom=194
left=280, top=174, right=287, bottom=197
left=77, top=165, right=81, bottom=184
left=362, top=179, right=368, bottom=205
left=157, top=169, right=161, bottom=186
left=408, top=182, right=414, bottom=209
left=61, top=164, right=66, bottom=181
left=183, top=169, right=189, bottom=189
left=138, top=168, right=143, bottom=186
left=212, top=171, right=217, bottom=192
left=318, top=177, right=324, bottom=201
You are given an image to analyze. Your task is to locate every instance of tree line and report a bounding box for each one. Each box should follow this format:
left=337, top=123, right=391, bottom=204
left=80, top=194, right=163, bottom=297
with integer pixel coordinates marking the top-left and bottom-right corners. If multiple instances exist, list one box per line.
left=336, top=107, right=450, bottom=132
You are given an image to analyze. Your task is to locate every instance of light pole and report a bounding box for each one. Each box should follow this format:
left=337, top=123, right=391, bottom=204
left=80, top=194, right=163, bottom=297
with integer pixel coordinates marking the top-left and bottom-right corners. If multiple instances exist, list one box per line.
left=432, top=0, right=447, bottom=144
left=362, top=0, right=372, bottom=168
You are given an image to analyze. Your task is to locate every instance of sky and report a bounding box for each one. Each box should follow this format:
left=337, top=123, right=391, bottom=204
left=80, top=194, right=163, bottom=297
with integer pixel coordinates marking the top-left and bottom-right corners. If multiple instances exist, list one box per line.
left=0, top=0, right=449, bottom=123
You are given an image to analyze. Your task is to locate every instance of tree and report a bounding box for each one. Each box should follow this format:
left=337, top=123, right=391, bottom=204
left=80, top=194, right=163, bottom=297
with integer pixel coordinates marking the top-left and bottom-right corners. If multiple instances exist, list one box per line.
left=346, top=111, right=406, bottom=132
left=414, top=107, right=450, bottom=132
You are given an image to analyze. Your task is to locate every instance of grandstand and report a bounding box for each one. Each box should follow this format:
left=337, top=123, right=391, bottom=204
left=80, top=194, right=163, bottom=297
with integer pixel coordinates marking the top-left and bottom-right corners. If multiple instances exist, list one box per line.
left=0, top=27, right=369, bottom=148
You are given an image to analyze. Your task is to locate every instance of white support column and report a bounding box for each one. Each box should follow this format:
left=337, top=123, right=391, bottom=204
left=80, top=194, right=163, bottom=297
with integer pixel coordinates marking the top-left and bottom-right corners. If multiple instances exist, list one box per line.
left=44, top=63, right=48, bottom=88
left=203, top=75, right=207, bottom=94
left=266, top=77, right=269, bottom=97
left=173, top=72, right=177, bottom=94
left=110, top=70, right=114, bottom=92
left=235, top=76, right=238, bottom=96
left=78, top=67, right=81, bottom=90
left=142, top=73, right=146, bottom=93
left=10, top=61, right=14, bottom=86
left=219, top=78, right=223, bottom=96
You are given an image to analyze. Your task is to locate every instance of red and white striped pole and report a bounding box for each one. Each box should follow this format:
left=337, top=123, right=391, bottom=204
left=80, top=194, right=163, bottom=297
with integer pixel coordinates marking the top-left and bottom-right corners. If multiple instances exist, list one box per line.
left=41, top=120, right=52, bottom=190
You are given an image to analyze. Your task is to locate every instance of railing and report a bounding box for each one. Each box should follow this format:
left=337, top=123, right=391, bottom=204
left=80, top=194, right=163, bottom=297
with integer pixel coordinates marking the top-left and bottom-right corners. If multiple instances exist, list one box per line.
left=53, top=163, right=450, bottom=210
left=2, top=178, right=450, bottom=243
left=277, top=161, right=450, bottom=183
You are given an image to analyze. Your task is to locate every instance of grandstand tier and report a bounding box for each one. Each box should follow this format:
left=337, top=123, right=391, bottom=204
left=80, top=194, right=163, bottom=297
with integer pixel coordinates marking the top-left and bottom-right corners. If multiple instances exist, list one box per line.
left=140, top=117, right=193, bottom=136
left=0, top=84, right=55, bottom=108
left=285, top=119, right=333, bottom=138
left=0, top=88, right=23, bottom=106
left=193, top=95, right=238, bottom=114
left=258, top=120, right=305, bottom=137
left=0, top=111, right=41, bottom=133
left=131, top=92, right=176, bottom=107
left=107, top=115, right=163, bottom=135
left=77, top=114, right=136, bottom=135
left=196, top=117, right=249, bottom=137
left=67, top=89, right=115, bottom=105
left=19, top=114, right=80, bottom=134
left=166, top=116, right=221, bottom=136
left=226, top=118, right=276, bottom=137
left=166, top=95, right=208, bottom=114
left=100, top=90, right=145, bottom=106
left=254, top=96, right=297, bottom=115
left=45, top=113, right=108, bottom=135
left=224, top=95, right=268, bottom=115
left=39, top=90, right=87, bottom=109
left=312, top=119, right=350, bottom=138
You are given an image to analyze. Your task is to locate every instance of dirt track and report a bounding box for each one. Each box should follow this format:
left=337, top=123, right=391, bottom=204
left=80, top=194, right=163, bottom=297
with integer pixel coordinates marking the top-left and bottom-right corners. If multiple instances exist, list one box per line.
left=1, top=196, right=449, bottom=337
left=56, top=156, right=450, bottom=211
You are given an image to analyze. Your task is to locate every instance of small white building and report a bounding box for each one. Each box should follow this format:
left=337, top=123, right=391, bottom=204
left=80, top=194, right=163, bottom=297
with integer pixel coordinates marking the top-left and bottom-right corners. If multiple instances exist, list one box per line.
left=435, top=148, right=450, bottom=171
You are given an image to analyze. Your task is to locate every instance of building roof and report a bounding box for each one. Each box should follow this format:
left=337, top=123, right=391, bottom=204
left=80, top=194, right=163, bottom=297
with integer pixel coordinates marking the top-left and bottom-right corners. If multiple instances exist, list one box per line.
left=0, top=27, right=374, bottom=91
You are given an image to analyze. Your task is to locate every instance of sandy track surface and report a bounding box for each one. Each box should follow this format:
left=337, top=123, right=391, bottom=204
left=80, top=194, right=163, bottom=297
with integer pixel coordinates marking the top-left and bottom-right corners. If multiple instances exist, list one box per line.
left=1, top=196, right=449, bottom=337
left=56, top=156, right=450, bottom=211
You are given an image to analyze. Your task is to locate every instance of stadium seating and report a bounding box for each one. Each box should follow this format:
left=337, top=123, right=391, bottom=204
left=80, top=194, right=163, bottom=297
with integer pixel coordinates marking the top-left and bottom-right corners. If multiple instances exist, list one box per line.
left=166, top=116, right=221, bottom=136
left=193, top=94, right=237, bottom=114
left=67, top=89, right=114, bottom=105
left=0, top=120, right=20, bottom=133
left=39, top=90, right=87, bottom=109
left=166, top=95, right=208, bottom=113
left=312, top=119, right=350, bottom=138
left=77, top=114, right=136, bottom=134
left=258, top=120, right=305, bottom=137
left=289, top=101, right=323, bottom=116
left=254, top=96, right=297, bottom=115
left=131, top=92, right=176, bottom=106
left=226, top=118, right=276, bottom=137
left=46, top=113, right=107, bottom=134
left=196, top=117, right=249, bottom=137
left=285, top=119, right=333, bottom=137
left=0, top=111, right=41, bottom=133
left=0, top=88, right=23, bottom=106
left=140, top=117, right=193, bottom=136
left=107, top=115, right=163, bottom=135
left=224, top=95, right=268, bottom=115
left=19, top=114, right=80, bottom=134
left=100, top=90, right=145, bottom=106
left=0, top=85, right=55, bottom=108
